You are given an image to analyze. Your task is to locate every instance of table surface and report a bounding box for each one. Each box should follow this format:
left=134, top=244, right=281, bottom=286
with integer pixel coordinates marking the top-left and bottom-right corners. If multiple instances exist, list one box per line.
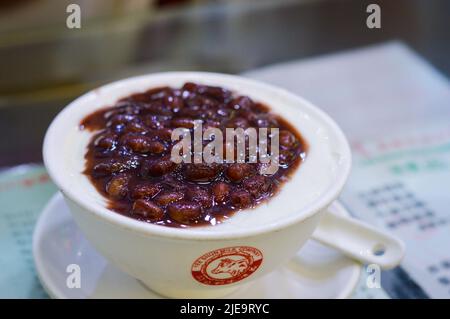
left=0, top=0, right=449, bottom=166
left=0, top=0, right=449, bottom=299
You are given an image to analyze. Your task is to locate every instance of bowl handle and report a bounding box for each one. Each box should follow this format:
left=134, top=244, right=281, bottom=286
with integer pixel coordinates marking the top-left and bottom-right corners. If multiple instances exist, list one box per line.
left=311, top=203, right=405, bottom=269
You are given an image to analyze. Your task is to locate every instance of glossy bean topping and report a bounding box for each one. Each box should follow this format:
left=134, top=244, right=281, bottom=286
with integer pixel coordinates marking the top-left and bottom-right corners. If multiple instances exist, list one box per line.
left=80, top=83, right=307, bottom=227
left=132, top=199, right=164, bottom=221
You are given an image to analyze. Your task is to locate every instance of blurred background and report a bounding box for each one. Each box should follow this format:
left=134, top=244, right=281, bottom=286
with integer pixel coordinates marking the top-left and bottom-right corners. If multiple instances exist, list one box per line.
left=1, top=0, right=449, bottom=166
left=1, top=0, right=450, bottom=299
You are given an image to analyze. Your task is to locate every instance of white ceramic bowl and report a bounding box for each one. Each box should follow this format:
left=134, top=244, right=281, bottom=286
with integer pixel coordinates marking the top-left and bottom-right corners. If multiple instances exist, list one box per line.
left=43, top=72, right=351, bottom=298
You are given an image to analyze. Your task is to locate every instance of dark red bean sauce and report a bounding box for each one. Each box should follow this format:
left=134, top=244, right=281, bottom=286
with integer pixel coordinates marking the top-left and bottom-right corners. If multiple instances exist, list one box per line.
left=80, top=82, right=307, bottom=228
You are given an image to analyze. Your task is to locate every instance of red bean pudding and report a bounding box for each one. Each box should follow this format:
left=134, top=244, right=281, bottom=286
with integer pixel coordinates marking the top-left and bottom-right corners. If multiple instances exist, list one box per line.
left=80, top=82, right=307, bottom=227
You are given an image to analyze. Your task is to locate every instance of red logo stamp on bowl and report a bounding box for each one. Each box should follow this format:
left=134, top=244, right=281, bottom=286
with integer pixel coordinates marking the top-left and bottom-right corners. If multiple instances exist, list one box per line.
left=191, top=246, right=263, bottom=285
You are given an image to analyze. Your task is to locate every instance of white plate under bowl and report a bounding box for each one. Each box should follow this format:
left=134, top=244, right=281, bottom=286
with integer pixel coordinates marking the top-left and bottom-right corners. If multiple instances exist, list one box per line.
left=33, top=193, right=361, bottom=299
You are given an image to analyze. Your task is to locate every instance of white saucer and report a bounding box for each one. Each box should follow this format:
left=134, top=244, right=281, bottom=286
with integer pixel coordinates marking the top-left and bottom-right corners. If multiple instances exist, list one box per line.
left=33, top=193, right=361, bottom=299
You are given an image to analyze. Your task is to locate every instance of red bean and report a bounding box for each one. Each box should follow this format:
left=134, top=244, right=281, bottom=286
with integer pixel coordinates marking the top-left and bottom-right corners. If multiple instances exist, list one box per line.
left=212, top=182, right=230, bottom=203
left=116, top=102, right=142, bottom=115
left=183, top=163, right=221, bottom=182
left=148, top=141, right=166, bottom=154
left=168, top=201, right=202, bottom=224
left=182, top=82, right=199, bottom=92
left=203, top=119, right=221, bottom=130
left=146, top=101, right=173, bottom=116
left=155, top=128, right=173, bottom=141
left=186, top=187, right=212, bottom=208
left=107, top=114, right=136, bottom=127
left=164, top=95, right=184, bottom=111
left=94, top=133, right=117, bottom=149
left=253, top=114, right=278, bottom=128
left=162, top=176, right=185, bottom=192
left=230, top=190, right=252, bottom=208
left=123, top=135, right=152, bottom=153
left=143, top=115, right=166, bottom=129
left=243, top=175, right=272, bottom=198
left=131, top=183, right=162, bottom=199
left=226, top=117, right=249, bottom=129
left=279, top=130, right=296, bottom=148
left=141, top=158, right=177, bottom=177
left=279, top=149, right=296, bottom=166
left=128, top=92, right=152, bottom=103
left=201, top=86, right=232, bottom=102
left=226, top=163, right=253, bottom=183
left=93, top=161, right=127, bottom=177
left=184, top=83, right=232, bottom=102
left=106, top=174, right=129, bottom=199
left=126, top=121, right=147, bottom=133
left=171, top=117, right=194, bottom=129
left=178, top=107, right=203, bottom=118
left=122, top=134, right=165, bottom=154
left=154, top=191, right=184, bottom=206
left=92, top=163, right=115, bottom=177
left=229, top=96, right=254, bottom=110
left=147, top=87, right=171, bottom=99
left=132, top=199, right=164, bottom=221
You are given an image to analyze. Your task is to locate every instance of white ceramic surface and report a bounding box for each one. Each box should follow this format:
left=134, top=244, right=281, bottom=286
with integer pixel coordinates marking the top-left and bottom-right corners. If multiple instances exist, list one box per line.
left=33, top=193, right=361, bottom=299
left=42, top=72, right=402, bottom=298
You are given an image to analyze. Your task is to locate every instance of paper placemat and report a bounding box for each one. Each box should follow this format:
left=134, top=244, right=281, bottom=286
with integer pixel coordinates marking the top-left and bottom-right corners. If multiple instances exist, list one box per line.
left=0, top=165, right=55, bottom=298
left=246, top=41, right=450, bottom=298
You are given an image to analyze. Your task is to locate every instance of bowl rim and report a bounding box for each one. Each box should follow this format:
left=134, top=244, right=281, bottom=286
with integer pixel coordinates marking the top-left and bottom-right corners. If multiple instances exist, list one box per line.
left=43, top=71, right=352, bottom=240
